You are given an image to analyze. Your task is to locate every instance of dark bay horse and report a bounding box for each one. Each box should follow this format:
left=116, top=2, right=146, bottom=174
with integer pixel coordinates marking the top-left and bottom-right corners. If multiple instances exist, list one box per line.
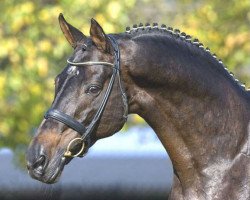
left=26, top=14, right=250, bottom=200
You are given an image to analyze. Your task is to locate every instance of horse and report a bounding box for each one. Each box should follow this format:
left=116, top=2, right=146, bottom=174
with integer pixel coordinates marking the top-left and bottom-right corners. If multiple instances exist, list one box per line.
left=26, top=14, right=250, bottom=200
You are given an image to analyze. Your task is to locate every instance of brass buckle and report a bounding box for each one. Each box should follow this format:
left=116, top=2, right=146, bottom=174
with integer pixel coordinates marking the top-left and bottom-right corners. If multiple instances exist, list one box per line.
left=64, top=138, right=86, bottom=158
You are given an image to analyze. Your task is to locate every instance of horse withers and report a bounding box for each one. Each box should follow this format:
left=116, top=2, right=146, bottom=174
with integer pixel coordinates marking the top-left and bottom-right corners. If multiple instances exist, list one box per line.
left=26, top=14, right=250, bottom=200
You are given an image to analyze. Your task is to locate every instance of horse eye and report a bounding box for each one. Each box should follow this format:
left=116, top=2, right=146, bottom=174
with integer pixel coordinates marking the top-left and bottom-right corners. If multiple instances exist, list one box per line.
left=87, top=85, right=101, bottom=94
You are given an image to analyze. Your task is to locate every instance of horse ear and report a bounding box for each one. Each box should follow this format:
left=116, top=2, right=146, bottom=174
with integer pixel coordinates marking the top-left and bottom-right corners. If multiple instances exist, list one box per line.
left=58, top=13, right=86, bottom=48
left=90, top=18, right=112, bottom=53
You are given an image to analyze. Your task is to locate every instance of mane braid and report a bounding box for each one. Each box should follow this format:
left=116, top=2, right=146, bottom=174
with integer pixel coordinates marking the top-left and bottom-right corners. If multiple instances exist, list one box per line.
left=124, top=23, right=247, bottom=91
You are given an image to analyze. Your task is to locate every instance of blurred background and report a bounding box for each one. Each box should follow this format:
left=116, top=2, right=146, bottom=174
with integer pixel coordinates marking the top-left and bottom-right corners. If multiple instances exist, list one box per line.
left=0, top=0, right=249, bottom=199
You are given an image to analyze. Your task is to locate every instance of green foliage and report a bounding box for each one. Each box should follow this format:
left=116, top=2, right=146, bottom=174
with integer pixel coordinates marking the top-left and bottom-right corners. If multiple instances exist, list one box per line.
left=0, top=0, right=249, bottom=162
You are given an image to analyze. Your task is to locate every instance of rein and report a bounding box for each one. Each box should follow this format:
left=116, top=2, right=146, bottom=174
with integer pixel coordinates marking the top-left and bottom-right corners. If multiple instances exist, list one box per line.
left=44, top=35, right=128, bottom=158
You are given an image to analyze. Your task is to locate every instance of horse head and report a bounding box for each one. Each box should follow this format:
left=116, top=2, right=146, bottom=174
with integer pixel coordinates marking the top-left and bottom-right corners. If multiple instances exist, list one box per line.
left=26, top=14, right=127, bottom=183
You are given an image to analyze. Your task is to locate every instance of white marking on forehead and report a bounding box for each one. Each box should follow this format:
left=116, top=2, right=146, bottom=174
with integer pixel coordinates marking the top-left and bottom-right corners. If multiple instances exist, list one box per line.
left=67, top=65, right=79, bottom=76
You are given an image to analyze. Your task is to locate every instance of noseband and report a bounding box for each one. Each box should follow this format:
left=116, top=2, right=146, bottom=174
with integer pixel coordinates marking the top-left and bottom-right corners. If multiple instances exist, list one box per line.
left=44, top=35, right=128, bottom=158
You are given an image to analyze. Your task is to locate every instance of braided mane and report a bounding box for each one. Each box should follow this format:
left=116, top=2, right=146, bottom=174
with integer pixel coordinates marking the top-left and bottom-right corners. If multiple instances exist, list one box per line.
left=124, top=23, right=247, bottom=90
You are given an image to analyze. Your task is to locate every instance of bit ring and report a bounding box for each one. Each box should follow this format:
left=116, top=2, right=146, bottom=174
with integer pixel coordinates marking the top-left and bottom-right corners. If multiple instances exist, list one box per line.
left=64, top=137, right=85, bottom=158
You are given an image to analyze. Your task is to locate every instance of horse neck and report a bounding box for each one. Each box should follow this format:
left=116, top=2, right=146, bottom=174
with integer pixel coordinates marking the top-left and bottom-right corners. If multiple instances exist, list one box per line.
left=119, top=34, right=250, bottom=197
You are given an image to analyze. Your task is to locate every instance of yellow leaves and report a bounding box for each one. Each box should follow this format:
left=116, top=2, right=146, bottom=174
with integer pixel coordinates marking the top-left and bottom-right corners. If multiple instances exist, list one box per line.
left=50, top=6, right=63, bottom=17
left=33, top=104, right=45, bottom=118
left=17, top=120, right=29, bottom=134
left=25, top=53, right=49, bottom=77
left=207, top=30, right=221, bottom=43
left=9, top=52, right=20, bottom=64
left=11, top=18, right=24, bottom=33
left=124, top=0, right=136, bottom=8
left=24, top=40, right=37, bottom=70
left=95, top=14, right=115, bottom=33
left=0, top=27, right=2, bottom=38
left=38, top=40, right=52, bottom=53
left=19, top=1, right=35, bottom=14
left=82, top=25, right=90, bottom=36
left=37, top=57, right=48, bottom=78
left=0, top=74, right=7, bottom=96
left=222, top=32, right=250, bottom=59
left=95, top=14, right=106, bottom=25
left=9, top=73, right=22, bottom=91
left=0, top=38, right=19, bottom=57
left=30, top=83, right=42, bottom=96
left=39, top=6, right=63, bottom=23
left=103, top=23, right=115, bottom=33
left=11, top=1, right=35, bottom=32
left=200, top=5, right=217, bottom=23
left=89, top=0, right=101, bottom=8
left=39, top=9, right=50, bottom=22
left=0, top=123, right=10, bottom=137
left=225, top=32, right=250, bottom=51
left=108, top=1, right=121, bottom=19
left=184, top=16, right=200, bottom=30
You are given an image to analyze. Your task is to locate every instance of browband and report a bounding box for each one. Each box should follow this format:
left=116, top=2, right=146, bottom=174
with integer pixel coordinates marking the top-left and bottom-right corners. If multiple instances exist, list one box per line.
left=66, top=59, right=114, bottom=67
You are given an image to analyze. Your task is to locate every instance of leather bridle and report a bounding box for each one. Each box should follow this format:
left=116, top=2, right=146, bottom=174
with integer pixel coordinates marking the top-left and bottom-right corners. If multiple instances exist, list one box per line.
left=44, top=35, right=128, bottom=158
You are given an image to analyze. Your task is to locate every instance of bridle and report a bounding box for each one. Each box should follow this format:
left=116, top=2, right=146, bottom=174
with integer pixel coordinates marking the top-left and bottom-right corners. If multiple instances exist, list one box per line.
left=44, top=35, right=128, bottom=158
